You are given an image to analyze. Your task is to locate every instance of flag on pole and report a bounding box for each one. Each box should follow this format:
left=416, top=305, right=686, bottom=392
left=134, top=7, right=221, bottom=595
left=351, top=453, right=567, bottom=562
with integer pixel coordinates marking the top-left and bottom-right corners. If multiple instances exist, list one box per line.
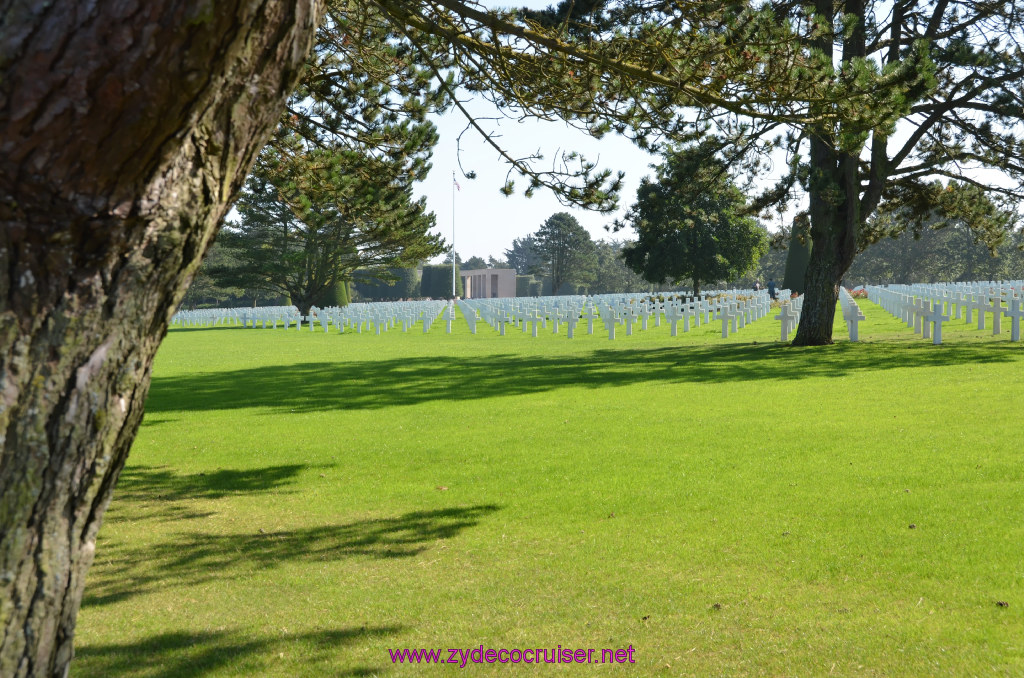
left=453, top=176, right=461, bottom=191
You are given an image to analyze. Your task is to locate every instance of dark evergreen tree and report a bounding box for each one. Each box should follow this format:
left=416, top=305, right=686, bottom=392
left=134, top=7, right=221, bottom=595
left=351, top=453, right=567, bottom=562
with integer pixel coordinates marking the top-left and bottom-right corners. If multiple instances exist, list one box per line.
left=180, top=240, right=248, bottom=309
left=354, top=267, right=420, bottom=300
left=420, top=264, right=463, bottom=298
left=845, top=183, right=1021, bottom=285
left=210, top=4, right=447, bottom=316
left=504, top=236, right=544, bottom=275
left=516, top=275, right=537, bottom=297
left=590, top=239, right=651, bottom=294
left=533, top=213, right=598, bottom=295
left=742, top=229, right=790, bottom=291
left=620, top=141, right=769, bottom=295
left=214, top=156, right=441, bottom=315
left=783, top=215, right=812, bottom=294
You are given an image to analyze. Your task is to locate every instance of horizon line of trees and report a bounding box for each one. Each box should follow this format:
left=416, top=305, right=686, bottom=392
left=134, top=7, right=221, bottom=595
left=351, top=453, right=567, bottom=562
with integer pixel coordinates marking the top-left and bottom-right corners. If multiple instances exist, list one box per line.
left=183, top=208, right=1024, bottom=309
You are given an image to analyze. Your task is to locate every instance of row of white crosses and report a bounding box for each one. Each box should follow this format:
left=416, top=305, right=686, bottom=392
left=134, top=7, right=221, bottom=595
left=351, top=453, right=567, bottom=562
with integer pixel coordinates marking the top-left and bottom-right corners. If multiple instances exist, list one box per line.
left=838, top=288, right=867, bottom=341
left=456, top=297, right=586, bottom=336
left=461, top=292, right=717, bottom=340
left=324, top=301, right=449, bottom=335
left=868, top=287, right=948, bottom=344
left=462, top=296, right=575, bottom=337
left=456, top=300, right=480, bottom=334
left=595, top=291, right=757, bottom=340
left=714, top=293, right=774, bottom=338
left=172, top=301, right=453, bottom=335
left=171, top=306, right=300, bottom=328
left=602, top=290, right=779, bottom=340
left=173, top=287, right=796, bottom=341
left=867, top=281, right=1024, bottom=344
left=658, top=290, right=774, bottom=337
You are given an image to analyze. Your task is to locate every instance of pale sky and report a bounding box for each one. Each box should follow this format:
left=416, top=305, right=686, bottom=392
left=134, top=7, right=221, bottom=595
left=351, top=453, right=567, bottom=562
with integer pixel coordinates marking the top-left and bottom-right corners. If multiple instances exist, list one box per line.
left=416, top=0, right=660, bottom=264
left=418, top=101, right=658, bottom=264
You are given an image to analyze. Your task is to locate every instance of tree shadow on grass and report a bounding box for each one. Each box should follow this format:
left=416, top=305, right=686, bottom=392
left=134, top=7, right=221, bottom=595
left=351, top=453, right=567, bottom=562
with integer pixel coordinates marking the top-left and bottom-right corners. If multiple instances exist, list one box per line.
left=104, top=464, right=314, bottom=523
left=115, top=464, right=312, bottom=502
left=73, top=626, right=400, bottom=678
left=139, top=416, right=175, bottom=428
left=84, top=505, right=499, bottom=607
left=145, top=341, right=1023, bottom=414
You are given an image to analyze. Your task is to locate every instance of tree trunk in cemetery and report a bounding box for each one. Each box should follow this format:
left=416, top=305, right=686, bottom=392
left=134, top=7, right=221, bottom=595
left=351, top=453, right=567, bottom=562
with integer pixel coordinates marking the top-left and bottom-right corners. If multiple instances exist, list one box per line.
left=0, top=1, right=321, bottom=675
left=791, top=138, right=860, bottom=346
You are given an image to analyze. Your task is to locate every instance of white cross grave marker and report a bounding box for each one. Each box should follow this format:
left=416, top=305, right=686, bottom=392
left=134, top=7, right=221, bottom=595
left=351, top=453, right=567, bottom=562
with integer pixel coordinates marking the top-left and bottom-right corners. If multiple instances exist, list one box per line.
left=582, top=306, right=599, bottom=335
left=926, top=301, right=949, bottom=345
left=1005, top=297, right=1024, bottom=342
left=988, top=296, right=1003, bottom=335
left=664, top=305, right=683, bottom=337
left=776, top=303, right=797, bottom=342
left=845, top=304, right=866, bottom=342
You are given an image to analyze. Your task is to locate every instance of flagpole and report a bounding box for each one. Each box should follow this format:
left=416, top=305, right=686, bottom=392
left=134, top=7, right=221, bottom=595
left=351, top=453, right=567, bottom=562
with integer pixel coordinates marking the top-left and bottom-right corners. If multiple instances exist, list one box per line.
left=451, top=171, right=457, bottom=300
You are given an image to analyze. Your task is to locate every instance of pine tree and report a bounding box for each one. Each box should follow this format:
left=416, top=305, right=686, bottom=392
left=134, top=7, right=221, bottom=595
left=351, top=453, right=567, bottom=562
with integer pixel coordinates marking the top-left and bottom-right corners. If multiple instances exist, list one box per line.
left=620, top=141, right=769, bottom=295
left=533, top=213, right=598, bottom=295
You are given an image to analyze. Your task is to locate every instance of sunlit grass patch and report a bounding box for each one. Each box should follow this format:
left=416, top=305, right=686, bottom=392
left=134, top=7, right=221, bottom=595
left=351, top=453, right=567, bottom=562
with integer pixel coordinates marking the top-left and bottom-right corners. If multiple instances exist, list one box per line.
left=76, top=301, right=1024, bottom=676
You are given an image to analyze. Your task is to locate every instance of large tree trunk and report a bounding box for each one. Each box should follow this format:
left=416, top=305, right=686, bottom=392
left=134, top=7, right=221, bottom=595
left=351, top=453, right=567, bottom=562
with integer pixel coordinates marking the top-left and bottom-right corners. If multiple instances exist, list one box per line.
left=792, top=137, right=860, bottom=346
left=0, top=2, right=320, bottom=675
left=793, top=235, right=843, bottom=345
left=294, top=296, right=316, bottom=317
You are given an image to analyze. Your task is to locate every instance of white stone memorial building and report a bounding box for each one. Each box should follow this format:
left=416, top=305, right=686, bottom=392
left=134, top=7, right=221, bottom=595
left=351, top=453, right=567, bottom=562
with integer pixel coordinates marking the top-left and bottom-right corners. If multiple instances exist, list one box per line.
left=461, top=268, right=516, bottom=299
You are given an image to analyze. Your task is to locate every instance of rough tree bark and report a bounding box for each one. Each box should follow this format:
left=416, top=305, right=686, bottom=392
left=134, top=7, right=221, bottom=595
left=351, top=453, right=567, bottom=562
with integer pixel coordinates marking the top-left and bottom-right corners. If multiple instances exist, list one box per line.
left=0, top=1, right=321, bottom=675
left=791, top=134, right=860, bottom=346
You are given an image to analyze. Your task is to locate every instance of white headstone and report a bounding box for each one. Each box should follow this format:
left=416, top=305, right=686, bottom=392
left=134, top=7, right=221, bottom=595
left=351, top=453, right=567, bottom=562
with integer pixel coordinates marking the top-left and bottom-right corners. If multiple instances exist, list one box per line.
left=926, top=301, right=949, bottom=345
left=1005, top=297, right=1024, bottom=342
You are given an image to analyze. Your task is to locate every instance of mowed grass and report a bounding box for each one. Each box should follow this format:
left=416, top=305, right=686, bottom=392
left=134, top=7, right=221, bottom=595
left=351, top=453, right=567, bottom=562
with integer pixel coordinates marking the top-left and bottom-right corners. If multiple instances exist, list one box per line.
left=74, top=300, right=1024, bottom=677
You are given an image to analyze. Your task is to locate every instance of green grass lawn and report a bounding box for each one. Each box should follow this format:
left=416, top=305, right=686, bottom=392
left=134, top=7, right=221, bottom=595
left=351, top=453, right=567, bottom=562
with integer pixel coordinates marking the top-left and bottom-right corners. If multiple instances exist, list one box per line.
left=74, top=300, right=1024, bottom=677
